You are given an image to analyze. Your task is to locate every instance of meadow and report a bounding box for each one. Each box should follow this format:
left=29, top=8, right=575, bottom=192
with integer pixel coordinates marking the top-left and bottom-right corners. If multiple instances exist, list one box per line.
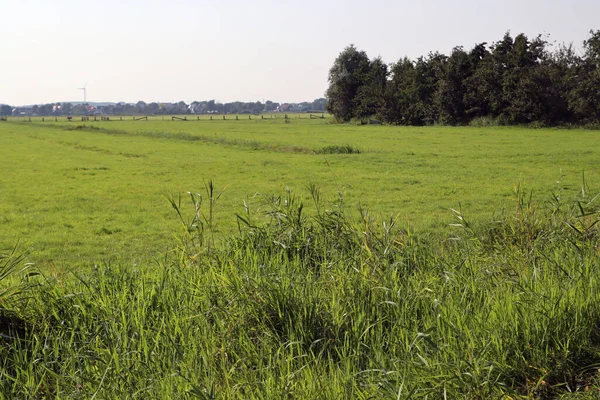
left=1, top=116, right=598, bottom=268
left=1, top=117, right=600, bottom=398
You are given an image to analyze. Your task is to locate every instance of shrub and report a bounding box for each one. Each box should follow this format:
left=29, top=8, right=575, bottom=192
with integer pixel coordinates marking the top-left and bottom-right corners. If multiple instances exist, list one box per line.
left=316, top=144, right=361, bottom=154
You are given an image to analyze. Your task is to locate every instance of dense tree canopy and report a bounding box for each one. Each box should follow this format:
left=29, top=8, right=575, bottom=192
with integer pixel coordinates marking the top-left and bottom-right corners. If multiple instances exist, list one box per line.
left=326, top=30, right=600, bottom=126
left=325, top=45, right=373, bottom=122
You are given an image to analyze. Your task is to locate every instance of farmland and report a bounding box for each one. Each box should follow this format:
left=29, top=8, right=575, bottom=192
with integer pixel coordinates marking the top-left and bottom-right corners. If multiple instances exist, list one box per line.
left=1, top=117, right=600, bottom=398
left=1, top=117, right=598, bottom=267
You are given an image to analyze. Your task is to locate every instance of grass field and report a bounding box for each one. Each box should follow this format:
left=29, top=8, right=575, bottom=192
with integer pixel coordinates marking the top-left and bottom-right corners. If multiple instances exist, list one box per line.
left=1, top=117, right=598, bottom=267
left=1, top=118, right=600, bottom=398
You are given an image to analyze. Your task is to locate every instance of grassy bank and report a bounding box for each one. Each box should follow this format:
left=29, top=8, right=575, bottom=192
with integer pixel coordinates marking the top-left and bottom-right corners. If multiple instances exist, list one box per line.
left=1, top=183, right=599, bottom=398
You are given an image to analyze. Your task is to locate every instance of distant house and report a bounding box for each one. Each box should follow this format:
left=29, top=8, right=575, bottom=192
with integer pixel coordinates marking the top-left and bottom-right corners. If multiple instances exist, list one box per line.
left=188, top=103, right=203, bottom=114
left=276, top=103, right=291, bottom=112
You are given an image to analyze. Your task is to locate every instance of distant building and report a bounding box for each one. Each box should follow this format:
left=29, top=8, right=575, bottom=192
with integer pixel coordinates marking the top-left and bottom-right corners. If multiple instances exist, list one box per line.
left=276, top=103, right=291, bottom=112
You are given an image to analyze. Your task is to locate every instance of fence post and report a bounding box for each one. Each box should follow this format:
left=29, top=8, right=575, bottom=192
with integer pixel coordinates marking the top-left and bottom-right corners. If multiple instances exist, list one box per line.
left=42, top=117, right=44, bottom=122
left=210, top=116, right=212, bottom=120
left=236, top=115, right=238, bottom=120
left=223, top=115, right=225, bottom=120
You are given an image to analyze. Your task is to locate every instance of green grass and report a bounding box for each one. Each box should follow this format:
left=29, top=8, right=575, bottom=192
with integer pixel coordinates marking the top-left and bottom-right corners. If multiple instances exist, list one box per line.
left=2, top=117, right=600, bottom=397
left=0, top=182, right=599, bottom=398
left=1, top=117, right=599, bottom=268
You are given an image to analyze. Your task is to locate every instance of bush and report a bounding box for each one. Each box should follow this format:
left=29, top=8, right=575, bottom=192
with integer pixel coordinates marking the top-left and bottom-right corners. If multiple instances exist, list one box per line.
left=468, top=116, right=501, bottom=127
left=316, top=144, right=361, bottom=154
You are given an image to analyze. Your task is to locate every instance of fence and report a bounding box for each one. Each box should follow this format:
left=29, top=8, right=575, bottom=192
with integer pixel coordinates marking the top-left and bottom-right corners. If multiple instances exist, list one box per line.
left=2, top=113, right=327, bottom=123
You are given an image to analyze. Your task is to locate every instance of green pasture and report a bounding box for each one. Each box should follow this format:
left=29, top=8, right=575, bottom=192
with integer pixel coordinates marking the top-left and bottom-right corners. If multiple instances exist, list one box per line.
left=1, top=117, right=599, bottom=267
left=2, top=117, right=600, bottom=398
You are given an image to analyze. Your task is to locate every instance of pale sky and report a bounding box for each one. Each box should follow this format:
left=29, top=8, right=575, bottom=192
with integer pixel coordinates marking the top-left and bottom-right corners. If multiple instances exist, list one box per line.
left=1, top=0, right=598, bottom=106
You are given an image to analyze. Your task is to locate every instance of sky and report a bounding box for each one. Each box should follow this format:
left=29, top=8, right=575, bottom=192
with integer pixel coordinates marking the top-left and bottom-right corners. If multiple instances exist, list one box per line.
left=1, top=0, right=599, bottom=106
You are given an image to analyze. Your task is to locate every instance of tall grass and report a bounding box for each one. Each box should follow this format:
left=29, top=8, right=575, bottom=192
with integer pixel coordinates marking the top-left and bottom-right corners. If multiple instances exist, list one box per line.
left=316, top=144, right=361, bottom=154
left=1, top=182, right=599, bottom=398
left=468, top=116, right=503, bottom=127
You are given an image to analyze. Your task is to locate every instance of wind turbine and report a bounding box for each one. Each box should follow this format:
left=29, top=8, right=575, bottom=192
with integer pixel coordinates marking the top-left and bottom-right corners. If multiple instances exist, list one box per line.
left=79, top=82, right=87, bottom=104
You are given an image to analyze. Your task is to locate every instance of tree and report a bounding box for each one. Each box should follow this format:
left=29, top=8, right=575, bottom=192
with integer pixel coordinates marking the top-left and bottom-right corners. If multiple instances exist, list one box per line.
left=62, top=103, right=73, bottom=115
left=384, top=53, right=445, bottom=126
left=384, top=57, right=421, bottom=125
left=354, top=57, right=388, bottom=121
left=0, top=105, right=11, bottom=116
left=463, top=42, right=493, bottom=119
left=325, top=45, right=372, bottom=122
left=583, top=29, right=600, bottom=64
left=310, top=98, right=326, bottom=112
left=36, top=104, right=51, bottom=115
left=71, top=104, right=88, bottom=116
left=542, top=43, right=578, bottom=124
left=147, top=102, right=160, bottom=115
left=413, top=53, right=446, bottom=125
left=332, top=30, right=597, bottom=126
left=171, top=101, right=189, bottom=114
left=498, top=34, right=547, bottom=123
left=264, top=100, right=276, bottom=112
left=434, top=47, right=471, bottom=124
left=569, top=30, right=600, bottom=122
left=135, top=101, right=147, bottom=114
left=252, top=101, right=263, bottom=114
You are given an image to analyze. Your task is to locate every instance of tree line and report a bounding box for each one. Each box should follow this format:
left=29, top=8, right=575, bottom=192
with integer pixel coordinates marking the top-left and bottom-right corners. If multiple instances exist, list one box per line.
left=1, top=98, right=327, bottom=117
left=326, top=30, right=600, bottom=126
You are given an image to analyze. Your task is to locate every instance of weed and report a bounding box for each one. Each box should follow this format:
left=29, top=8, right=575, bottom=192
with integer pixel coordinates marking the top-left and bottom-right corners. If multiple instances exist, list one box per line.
left=316, top=144, right=361, bottom=154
